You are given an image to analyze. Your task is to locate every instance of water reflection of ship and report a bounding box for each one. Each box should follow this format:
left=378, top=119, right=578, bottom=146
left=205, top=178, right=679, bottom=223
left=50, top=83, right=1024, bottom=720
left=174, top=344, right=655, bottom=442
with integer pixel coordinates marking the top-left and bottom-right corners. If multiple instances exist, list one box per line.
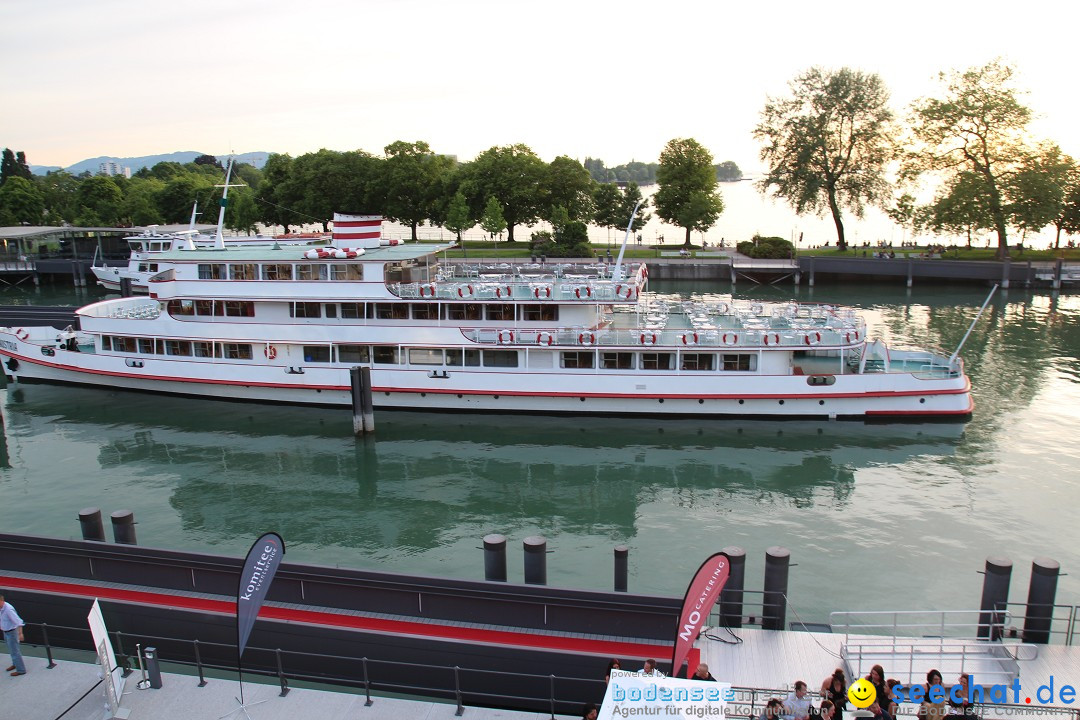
left=2, top=385, right=963, bottom=549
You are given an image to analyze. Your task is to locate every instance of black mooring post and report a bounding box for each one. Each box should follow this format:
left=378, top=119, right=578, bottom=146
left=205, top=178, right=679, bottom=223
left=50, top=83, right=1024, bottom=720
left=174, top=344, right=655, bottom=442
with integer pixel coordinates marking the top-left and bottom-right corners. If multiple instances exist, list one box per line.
left=1022, top=557, right=1061, bottom=644
left=523, top=536, right=547, bottom=585
left=720, top=546, right=746, bottom=628
left=110, top=510, right=137, bottom=544
left=614, top=545, right=629, bottom=592
left=483, top=534, right=507, bottom=582
left=762, top=546, right=790, bottom=631
left=79, top=507, right=106, bottom=542
left=977, top=556, right=1012, bottom=640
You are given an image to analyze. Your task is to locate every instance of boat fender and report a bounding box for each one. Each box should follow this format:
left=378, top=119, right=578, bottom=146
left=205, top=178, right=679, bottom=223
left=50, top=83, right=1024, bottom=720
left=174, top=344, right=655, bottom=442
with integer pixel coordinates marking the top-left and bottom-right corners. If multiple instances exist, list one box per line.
left=722, top=333, right=738, bottom=345
left=681, top=332, right=698, bottom=346
left=804, top=331, right=822, bottom=346
left=265, top=345, right=278, bottom=360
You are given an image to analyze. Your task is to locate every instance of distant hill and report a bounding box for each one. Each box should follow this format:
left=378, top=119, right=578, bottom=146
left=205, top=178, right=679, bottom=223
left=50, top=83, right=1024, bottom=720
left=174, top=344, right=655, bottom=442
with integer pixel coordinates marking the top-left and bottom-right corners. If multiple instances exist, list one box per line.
left=31, top=151, right=271, bottom=176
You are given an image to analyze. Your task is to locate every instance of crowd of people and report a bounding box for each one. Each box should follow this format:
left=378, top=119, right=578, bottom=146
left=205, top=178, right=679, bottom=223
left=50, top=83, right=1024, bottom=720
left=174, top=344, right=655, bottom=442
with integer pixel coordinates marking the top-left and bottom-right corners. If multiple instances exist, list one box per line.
left=591, top=660, right=980, bottom=720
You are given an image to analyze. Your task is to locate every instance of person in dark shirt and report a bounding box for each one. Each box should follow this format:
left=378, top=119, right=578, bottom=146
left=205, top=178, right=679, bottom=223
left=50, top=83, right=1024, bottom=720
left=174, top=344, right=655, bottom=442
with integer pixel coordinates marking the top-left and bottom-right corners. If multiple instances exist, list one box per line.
left=691, top=663, right=716, bottom=681
left=820, top=669, right=847, bottom=717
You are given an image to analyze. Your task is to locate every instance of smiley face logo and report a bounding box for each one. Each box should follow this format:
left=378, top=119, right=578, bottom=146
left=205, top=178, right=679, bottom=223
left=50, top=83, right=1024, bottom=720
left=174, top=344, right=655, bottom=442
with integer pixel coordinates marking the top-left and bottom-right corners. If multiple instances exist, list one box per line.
left=848, top=678, right=876, bottom=709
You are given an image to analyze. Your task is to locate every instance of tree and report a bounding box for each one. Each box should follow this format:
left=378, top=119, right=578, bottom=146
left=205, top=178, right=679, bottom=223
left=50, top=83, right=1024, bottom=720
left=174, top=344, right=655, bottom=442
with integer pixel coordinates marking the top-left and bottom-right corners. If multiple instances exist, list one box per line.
left=193, top=154, right=222, bottom=168
left=39, top=170, right=80, bottom=224
left=157, top=175, right=211, bottom=224
left=595, top=182, right=651, bottom=237
left=479, top=196, right=507, bottom=240
left=716, top=161, right=742, bottom=182
left=75, top=175, right=124, bottom=226
left=256, top=153, right=303, bottom=234
left=1005, top=144, right=1074, bottom=242
left=0, top=177, right=46, bottom=225
left=906, top=60, right=1036, bottom=258
left=226, top=189, right=260, bottom=235
left=921, top=172, right=994, bottom=247
left=444, top=190, right=473, bottom=242
left=120, top=178, right=164, bottom=226
left=755, top=67, right=894, bottom=251
left=543, top=156, right=595, bottom=223
left=460, top=145, right=546, bottom=242
left=1055, top=173, right=1080, bottom=248
left=381, top=141, right=455, bottom=240
left=654, top=138, right=724, bottom=246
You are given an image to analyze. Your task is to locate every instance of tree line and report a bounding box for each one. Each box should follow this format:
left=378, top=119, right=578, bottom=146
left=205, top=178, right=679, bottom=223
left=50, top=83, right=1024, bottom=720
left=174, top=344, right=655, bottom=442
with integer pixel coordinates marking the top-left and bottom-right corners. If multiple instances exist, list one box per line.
left=754, top=59, right=1080, bottom=255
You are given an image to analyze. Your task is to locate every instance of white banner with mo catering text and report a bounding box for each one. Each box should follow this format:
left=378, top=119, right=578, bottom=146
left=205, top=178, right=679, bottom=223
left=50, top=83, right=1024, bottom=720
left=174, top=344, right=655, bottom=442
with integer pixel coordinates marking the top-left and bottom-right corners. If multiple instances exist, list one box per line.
left=601, top=670, right=733, bottom=719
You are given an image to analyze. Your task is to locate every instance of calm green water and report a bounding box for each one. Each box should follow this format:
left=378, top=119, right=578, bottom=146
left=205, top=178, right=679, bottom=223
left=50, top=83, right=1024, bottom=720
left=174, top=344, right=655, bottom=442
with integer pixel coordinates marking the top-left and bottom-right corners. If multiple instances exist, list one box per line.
left=0, top=282, right=1078, bottom=623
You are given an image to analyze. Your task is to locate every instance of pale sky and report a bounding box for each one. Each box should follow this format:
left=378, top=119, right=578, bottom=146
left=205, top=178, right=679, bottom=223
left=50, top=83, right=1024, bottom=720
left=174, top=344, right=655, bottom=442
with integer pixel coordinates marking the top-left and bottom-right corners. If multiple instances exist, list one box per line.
left=5, top=0, right=1080, bottom=174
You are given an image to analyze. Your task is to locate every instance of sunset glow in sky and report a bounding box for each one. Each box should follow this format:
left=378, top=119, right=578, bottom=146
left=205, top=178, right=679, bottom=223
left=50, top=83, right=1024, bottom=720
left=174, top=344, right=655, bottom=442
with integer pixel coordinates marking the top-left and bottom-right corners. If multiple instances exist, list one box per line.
left=6, top=0, right=1079, bottom=173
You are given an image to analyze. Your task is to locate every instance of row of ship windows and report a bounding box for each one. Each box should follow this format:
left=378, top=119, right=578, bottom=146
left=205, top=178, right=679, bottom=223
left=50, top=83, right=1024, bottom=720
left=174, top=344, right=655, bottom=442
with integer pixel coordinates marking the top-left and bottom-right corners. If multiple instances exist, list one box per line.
left=196, top=263, right=364, bottom=281
left=166, top=300, right=560, bottom=322
left=100, top=336, right=757, bottom=371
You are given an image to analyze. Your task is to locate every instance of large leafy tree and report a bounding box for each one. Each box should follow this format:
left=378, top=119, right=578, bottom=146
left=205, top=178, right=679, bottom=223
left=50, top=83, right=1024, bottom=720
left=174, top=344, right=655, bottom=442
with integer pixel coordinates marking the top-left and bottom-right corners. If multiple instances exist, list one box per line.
left=906, top=60, right=1035, bottom=258
left=381, top=141, right=455, bottom=240
left=1, top=149, right=32, bottom=186
left=594, top=182, right=650, bottom=236
left=479, top=196, right=507, bottom=240
left=460, top=144, right=546, bottom=243
left=444, top=190, right=473, bottom=242
left=75, top=175, right=124, bottom=226
left=1005, top=144, right=1074, bottom=242
left=654, top=138, right=724, bottom=246
left=0, top=177, right=46, bottom=225
left=921, top=171, right=994, bottom=247
left=1054, top=171, right=1080, bottom=248
left=543, top=156, right=596, bottom=223
left=120, top=178, right=164, bottom=226
left=291, top=149, right=380, bottom=232
left=755, top=67, right=894, bottom=251
left=716, top=161, right=742, bottom=182
left=256, top=153, right=304, bottom=233
left=39, top=170, right=80, bottom=224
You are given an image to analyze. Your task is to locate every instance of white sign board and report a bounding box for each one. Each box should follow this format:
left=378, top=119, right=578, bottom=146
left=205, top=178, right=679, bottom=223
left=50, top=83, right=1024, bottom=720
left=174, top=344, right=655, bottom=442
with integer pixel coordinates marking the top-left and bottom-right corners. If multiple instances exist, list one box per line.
left=600, top=670, right=733, bottom=720
left=87, top=599, right=127, bottom=714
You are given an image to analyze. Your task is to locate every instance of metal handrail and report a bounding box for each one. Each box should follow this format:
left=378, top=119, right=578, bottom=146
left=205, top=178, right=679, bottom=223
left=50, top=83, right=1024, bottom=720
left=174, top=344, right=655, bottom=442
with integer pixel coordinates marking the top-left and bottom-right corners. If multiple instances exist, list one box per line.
left=830, top=609, right=1013, bottom=644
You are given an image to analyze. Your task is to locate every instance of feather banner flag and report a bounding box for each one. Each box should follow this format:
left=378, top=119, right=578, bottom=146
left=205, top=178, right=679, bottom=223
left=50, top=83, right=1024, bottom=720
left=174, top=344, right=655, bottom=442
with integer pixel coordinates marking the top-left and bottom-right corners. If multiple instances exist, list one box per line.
left=670, top=552, right=729, bottom=676
left=236, top=532, right=285, bottom=659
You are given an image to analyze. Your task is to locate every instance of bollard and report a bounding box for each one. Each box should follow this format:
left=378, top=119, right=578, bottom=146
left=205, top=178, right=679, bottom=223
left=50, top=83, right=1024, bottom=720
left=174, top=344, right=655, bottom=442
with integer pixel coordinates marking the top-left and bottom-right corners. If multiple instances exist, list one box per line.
left=483, top=534, right=507, bottom=582
left=762, top=547, right=790, bottom=631
left=614, top=545, right=629, bottom=592
left=977, top=556, right=1012, bottom=640
left=119, top=278, right=132, bottom=297
left=78, top=507, right=106, bottom=542
left=719, top=546, right=746, bottom=628
left=110, top=510, right=137, bottom=544
left=1022, top=557, right=1060, bottom=644
left=523, top=536, right=547, bottom=585
left=143, top=646, right=163, bottom=689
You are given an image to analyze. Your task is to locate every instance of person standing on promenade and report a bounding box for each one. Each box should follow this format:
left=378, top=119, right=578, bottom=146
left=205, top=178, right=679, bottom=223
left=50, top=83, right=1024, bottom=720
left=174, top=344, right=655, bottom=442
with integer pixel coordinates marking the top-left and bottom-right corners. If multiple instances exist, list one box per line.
left=0, top=592, right=26, bottom=676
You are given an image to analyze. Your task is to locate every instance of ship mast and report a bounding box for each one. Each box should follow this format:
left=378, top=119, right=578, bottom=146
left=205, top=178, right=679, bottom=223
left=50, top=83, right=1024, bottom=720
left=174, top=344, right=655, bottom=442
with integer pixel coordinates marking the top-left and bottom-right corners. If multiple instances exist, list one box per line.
left=213, top=157, right=245, bottom=250
left=612, top=198, right=644, bottom=283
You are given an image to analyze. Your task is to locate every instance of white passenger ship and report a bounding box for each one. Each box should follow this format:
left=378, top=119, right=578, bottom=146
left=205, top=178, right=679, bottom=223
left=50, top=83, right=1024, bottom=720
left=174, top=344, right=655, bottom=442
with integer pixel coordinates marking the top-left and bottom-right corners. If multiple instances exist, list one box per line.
left=0, top=214, right=972, bottom=418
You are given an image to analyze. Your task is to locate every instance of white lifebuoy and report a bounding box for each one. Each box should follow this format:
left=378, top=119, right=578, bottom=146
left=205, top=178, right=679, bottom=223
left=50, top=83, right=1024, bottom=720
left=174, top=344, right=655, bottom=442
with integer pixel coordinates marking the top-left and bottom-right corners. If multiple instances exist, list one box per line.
left=533, top=286, right=551, bottom=299
left=715, top=301, right=730, bottom=314
left=804, top=331, right=822, bottom=346
left=420, top=284, right=436, bottom=297
left=578, top=332, right=595, bottom=345
left=536, top=332, right=553, bottom=346
left=722, top=333, right=738, bottom=346
left=264, top=345, right=278, bottom=360
left=575, top=286, right=592, bottom=299
left=457, top=284, right=474, bottom=298
left=763, top=333, right=780, bottom=346
left=681, top=332, right=699, bottom=346
left=639, top=332, right=657, bottom=345
left=15, top=328, right=28, bottom=341
left=845, top=330, right=861, bottom=343
left=495, top=285, right=512, bottom=299
left=303, top=249, right=319, bottom=259
left=498, top=330, right=515, bottom=344
left=750, top=303, right=764, bottom=315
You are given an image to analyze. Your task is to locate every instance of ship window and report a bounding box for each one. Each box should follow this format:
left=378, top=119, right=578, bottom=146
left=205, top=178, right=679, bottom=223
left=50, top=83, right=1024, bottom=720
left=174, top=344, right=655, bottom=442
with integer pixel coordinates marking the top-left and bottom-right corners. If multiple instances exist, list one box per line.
left=197, top=263, right=227, bottom=280
left=641, top=352, right=675, bottom=370
left=108, top=336, right=137, bottom=353
left=561, top=351, right=595, bottom=369
left=324, top=304, right=337, bottom=318
left=165, top=340, right=192, bottom=357
left=230, top=264, right=259, bottom=280
left=193, top=342, right=213, bottom=358
left=167, top=299, right=195, bottom=316
left=722, top=354, right=755, bottom=371
left=340, top=303, right=365, bottom=319
left=681, top=353, right=715, bottom=371
left=137, top=338, right=157, bottom=354
left=483, top=350, right=519, bottom=368
left=218, top=343, right=253, bottom=360
left=372, top=345, right=400, bottom=364
left=330, top=264, right=363, bottom=281
left=337, top=345, right=370, bottom=363
left=601, top=352, right=635, bottom=370
left=446, top=304, right=483, bottom=321
left=409, top=348, right=444, bottom=365
left=303, top=346, right=331, bottom=363
left=225, top=301, right=254, bottom=317
left=262, top=263, right=293, bottom=281
left=291, top=302, right=322, bottom=319
left=486, top=304, right=514, bottom=321
left=446, top=349, right=481, bottom=367
left=374, top=303, right=408, bottom=320
left=521, top=304, right=558, bottom=321
left=411, top=304, right=438, bottom=320
left=296, top=264, right=328, bottom=281
left=194, top=300, right=214, bottom=316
